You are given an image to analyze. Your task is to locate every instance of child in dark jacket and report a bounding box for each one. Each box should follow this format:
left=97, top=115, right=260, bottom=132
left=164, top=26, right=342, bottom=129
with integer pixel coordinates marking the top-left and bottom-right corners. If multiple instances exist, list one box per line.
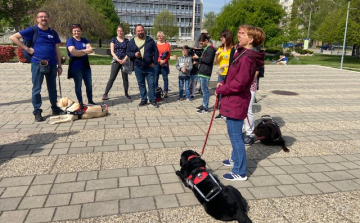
left=175, top=46, right=193, bottom=101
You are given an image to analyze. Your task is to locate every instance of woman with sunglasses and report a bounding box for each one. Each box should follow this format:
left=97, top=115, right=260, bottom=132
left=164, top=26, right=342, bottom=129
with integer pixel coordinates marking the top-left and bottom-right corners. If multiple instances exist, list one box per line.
left=216, top=26, right=265, bottom=181
left=66, top=24, right=95, bottom=106
left=102, top=25, right=131, bottom=100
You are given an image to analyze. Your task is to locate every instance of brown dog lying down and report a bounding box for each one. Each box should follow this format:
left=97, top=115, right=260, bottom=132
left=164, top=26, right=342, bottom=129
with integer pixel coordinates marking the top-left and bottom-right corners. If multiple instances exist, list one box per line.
left=176, top=150, right=252, bottom=223
left=254, top=115, right=289, bottom=152
left=49, top=97, right=108, bottom=124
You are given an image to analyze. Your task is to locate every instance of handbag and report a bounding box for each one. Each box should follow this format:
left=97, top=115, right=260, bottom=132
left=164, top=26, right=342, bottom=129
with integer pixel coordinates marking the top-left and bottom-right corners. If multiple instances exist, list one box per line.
left=122, top=59, right=132, bottom=75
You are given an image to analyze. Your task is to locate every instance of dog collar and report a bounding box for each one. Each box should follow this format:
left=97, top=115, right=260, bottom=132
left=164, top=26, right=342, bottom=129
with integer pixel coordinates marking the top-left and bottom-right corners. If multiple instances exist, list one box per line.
left=187, top=155, right=199, bottom=161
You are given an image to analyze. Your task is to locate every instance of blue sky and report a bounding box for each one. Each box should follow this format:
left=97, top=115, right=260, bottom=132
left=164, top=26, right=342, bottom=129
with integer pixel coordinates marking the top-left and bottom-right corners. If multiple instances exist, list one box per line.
left=203, top=0, right=227, bottom=14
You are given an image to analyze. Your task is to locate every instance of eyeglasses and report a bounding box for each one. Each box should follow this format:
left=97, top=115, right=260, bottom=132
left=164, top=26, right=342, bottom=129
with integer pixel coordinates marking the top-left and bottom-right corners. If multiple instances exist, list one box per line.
left=37, top=16, right=49, bottom=19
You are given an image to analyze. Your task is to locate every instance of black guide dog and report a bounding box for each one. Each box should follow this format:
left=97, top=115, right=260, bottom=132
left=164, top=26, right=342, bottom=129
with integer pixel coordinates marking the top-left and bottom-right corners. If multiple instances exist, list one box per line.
left=176, top=150, right=252, bottom=223
left=254, top=115, right=289, bottom=152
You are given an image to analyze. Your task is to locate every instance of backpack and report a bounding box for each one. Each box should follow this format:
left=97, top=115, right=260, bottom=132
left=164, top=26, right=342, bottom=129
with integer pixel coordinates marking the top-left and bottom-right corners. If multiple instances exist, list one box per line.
left=155, top=87, right=163, bottom=102
left=22, top=26, right=56, bottom=63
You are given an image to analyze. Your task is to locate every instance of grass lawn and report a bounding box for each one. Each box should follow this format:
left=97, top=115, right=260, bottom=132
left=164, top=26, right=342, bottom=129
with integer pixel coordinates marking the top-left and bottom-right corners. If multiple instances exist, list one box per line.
left=287, top=53, right=360, bottom=71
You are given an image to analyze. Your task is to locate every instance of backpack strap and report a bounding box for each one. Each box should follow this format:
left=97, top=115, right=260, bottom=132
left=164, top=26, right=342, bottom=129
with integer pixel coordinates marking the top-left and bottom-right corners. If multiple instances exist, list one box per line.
left=31, top=26, right=38, bottom=48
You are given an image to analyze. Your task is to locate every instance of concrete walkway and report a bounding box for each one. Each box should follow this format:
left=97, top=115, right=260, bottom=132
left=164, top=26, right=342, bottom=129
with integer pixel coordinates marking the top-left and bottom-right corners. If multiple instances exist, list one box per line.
left=0, top=63, right=359, bottom=223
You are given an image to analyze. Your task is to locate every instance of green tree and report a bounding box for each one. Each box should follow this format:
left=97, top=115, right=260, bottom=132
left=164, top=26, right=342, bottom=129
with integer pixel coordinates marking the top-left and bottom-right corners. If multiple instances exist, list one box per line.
left=39, top=0, right=110, bottom=39
left=152, top=10, right=178, bottom=40
left=87, top=0, right=119, bottom=37
left=210, top=0, right=285, bottom=46
left=0, top=0, right=45, bottom=31
left=203, top=12, right=217, bottom=32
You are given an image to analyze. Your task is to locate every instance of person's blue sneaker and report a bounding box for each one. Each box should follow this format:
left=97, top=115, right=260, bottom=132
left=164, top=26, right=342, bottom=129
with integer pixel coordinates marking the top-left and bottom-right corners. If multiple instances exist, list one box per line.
left=222, top=159, right=234, bottom=166
left=223, top=172, right=248, bottom=181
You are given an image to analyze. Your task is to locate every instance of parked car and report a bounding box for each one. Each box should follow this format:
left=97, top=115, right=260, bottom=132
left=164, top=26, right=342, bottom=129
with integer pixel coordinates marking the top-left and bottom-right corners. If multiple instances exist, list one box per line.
left=283, top=43, right=294, bottom=48
left=320, top=44, right=332, bottom=50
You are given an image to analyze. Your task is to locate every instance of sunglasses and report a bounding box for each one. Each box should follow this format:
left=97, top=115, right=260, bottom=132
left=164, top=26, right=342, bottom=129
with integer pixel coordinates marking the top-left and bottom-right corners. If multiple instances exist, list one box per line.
left=72, top=24, right=81, bottom=27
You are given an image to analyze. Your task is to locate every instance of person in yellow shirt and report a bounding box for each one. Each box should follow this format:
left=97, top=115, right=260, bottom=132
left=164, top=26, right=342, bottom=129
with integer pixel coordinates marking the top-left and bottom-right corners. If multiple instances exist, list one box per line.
left=214, top=29, right=234, bottom=119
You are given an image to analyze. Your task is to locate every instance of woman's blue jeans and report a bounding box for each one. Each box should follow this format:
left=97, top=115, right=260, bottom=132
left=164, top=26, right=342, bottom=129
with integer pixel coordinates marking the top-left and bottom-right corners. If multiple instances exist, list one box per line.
left=71, top=68, right=93, bottom=103
left=226, top=117, right=247, bottom=176
left=154, top=63, right=169, bottom=92
left=199, top=77, right=210, bottom=109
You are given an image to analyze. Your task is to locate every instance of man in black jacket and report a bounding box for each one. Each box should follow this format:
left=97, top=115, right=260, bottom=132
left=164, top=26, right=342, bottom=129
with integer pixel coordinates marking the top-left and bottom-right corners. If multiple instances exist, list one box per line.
left=192, top=34, right=216, bottom=113
left=126, top=24, right=159, bottom=108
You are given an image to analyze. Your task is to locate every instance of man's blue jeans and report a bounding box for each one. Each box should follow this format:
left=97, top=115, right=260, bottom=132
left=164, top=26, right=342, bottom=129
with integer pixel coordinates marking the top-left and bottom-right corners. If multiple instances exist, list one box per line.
left=31, top=63, right=61, bottom=115
left=134, top=66, right=155, bottom=102
left=226, top=117, right=247, bottom=176
left=199, top=77, right=210, bottom=109
left=154, top=63, right=169, bottom=92
left=178, top=77, right=190, bottom=99
left=71, top=68, right=93, bottom=103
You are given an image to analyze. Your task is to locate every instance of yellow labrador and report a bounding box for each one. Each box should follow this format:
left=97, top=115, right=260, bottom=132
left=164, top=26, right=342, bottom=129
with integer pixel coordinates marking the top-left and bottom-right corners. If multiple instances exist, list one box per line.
left=49, top=97, right=108, bottom=124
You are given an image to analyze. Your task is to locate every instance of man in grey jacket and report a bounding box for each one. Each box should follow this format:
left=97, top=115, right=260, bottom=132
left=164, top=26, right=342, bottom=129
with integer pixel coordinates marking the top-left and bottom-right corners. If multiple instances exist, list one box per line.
left=175, top=46, right=193, bottom=101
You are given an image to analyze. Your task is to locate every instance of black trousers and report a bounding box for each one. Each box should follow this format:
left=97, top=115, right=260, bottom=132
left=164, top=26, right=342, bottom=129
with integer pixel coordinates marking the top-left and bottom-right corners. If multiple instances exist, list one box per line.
left=104, top=62, right=129, bottom=95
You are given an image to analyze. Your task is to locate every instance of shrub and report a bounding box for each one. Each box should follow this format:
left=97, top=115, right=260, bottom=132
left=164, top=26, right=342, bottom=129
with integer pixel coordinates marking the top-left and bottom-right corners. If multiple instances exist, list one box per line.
left=16, top=47, right=27, bottom=63
left=265, top=47, right=281, bottom=54
left=0, top=46, right=15, bottom=62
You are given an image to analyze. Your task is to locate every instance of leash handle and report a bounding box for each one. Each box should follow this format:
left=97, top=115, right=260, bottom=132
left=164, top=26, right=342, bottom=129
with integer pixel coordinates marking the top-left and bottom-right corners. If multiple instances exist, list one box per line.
left=201, top=96, right=219, bottom=155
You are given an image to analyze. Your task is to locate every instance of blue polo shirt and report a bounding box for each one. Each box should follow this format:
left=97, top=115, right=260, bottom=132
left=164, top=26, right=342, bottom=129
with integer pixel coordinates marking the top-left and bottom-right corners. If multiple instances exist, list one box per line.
left=19, top=26, right=61, bottom=65
left=66, top=37, right=90, bottom=69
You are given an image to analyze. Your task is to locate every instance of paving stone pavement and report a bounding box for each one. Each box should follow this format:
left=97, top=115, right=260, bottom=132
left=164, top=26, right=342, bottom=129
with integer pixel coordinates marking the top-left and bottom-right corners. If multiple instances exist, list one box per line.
left=0, top=63, right=360, bottom=223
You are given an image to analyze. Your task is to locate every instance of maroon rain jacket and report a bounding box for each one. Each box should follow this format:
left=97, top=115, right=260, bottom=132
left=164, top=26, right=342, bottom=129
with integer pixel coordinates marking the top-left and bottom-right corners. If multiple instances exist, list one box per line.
left=216, top=47, right=264, bottom=120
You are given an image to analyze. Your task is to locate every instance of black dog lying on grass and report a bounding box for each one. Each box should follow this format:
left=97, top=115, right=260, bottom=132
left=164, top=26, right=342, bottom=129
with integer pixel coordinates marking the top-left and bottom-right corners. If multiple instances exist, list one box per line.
left=254, top=115, right=289, bottom=152
left=176, top=150, right=252, bottom=223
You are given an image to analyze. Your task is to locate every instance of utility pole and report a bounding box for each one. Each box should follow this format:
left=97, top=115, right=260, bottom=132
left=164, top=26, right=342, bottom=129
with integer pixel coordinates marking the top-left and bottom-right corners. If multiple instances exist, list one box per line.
left=340, top=0, right=350, bottom=70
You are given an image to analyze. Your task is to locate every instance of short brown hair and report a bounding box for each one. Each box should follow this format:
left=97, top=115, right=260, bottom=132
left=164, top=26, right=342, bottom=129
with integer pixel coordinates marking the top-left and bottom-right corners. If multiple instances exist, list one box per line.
left=70, top=24, right=82, bottom=31
left=242, top=26, right=266, bottom=47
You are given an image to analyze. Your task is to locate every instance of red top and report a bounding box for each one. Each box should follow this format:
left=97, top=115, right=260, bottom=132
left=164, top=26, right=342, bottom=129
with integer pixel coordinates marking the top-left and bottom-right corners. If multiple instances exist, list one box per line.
left=156, top=42, right=171, bottom=63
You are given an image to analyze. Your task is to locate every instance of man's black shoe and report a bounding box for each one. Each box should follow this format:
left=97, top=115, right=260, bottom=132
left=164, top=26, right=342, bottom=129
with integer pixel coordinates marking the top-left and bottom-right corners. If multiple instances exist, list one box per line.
left=52, top=110, right=64, bottom=116
left=150, top=101, right=159, bottom=108
left=34, top=113, right=44, bottom=122
left=88, top=101, right=97, bottom=105
left=139, top=100, right=147, bottom=106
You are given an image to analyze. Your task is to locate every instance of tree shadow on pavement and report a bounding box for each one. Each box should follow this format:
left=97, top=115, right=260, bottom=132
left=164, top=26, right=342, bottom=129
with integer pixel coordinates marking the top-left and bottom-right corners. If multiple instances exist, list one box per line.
left=0, top=131, right=79, bottom=166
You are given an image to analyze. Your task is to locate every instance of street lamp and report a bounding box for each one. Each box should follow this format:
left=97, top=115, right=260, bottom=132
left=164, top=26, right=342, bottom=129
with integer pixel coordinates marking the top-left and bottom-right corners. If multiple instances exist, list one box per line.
left=340, top=0, right=351, bottom=70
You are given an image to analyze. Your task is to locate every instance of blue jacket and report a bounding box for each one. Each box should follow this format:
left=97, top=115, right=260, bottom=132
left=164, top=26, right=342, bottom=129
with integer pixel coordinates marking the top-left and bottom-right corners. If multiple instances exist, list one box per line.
left=126, top=36, right=158, bottom=68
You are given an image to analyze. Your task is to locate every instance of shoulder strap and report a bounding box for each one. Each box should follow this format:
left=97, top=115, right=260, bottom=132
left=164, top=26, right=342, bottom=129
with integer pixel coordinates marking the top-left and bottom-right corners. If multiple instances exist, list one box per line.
left=67, top=37, right=76, bottom=57
left=31, top=26, right=38, bottom=47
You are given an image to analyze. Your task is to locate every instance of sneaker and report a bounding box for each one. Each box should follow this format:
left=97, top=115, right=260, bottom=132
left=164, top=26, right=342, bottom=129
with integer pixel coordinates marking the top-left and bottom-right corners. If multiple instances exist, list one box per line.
left=177, top=97, right=184, bottom=101
left=197, top=107, right=208, bottom=114
left=215, top=114, right=223, bottom=119
left=125, top=94, right=131, bottom=99
left=139, top=100, right=147, bottom=106
left=196, top=105, right=203, bottom=110
left=244, top=135, right=255, bottom=145
left=223, top=172, right=248, bottom=181
left=52, top=110, right=64, bottom=116
left=190, top=95, right=194, bottom=99
left=88, top=101, right=97, bottom=105
left=222, top=159, right=234, bottom=166
left=34, top=113, right=44, bottom=122
left=102, top=94, right=109, bottom=100
left=187, top=98, right=192, bottom=102
left=164, top=93, right=168, bottom=98
left=150, top=101, right=159, bottom=108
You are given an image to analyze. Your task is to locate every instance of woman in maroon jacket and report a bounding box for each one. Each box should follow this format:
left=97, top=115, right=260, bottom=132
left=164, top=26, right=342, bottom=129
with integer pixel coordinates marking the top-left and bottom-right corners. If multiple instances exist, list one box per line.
left=216, top=26, right=265, bottom=181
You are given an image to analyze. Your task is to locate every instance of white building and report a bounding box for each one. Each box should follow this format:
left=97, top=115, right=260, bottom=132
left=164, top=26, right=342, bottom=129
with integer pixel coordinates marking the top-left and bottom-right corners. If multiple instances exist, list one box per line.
left=112, top=0, right=203, bottom=40
left=279, top=0, right=294, bottom=14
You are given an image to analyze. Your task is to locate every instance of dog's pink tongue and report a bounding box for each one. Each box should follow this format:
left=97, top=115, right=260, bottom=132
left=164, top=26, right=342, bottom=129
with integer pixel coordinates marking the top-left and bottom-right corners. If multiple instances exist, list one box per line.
left=256, top=136, right=266, bottom=140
